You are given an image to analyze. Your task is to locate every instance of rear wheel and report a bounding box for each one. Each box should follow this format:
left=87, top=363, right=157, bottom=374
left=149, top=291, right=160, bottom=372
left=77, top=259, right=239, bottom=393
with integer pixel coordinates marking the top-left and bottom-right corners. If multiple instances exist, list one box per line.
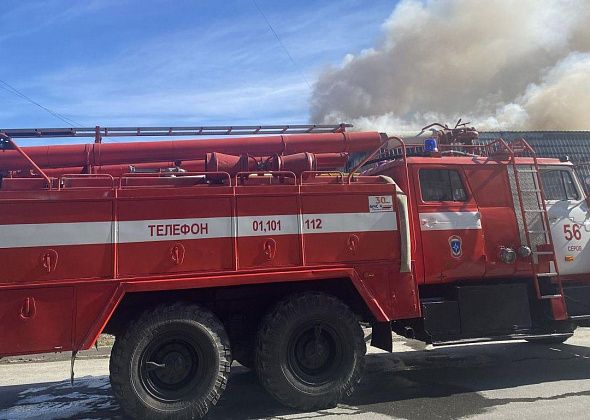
left=255, top=292, right=365, bottom=410
left=110, top=303, right=231, bottom=419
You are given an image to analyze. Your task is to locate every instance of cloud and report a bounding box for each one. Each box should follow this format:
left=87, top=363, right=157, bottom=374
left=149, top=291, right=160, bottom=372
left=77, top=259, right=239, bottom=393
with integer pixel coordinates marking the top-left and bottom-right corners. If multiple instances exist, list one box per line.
left=27, top=23, right=310, bottom=125
left=310, top=0, right=590, bottom=131
left=1, top=1, right=392, bottom=128
left=0, top=0, right=116, bottom=44
left=54, top=77, right=310, bottom=126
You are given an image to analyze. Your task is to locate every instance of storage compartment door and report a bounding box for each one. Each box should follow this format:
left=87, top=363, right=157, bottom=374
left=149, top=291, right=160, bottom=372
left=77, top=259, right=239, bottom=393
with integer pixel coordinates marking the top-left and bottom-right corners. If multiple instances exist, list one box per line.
left=236, top=194, right=302, bottom=269
left=0, top=287, right=74, bottom=356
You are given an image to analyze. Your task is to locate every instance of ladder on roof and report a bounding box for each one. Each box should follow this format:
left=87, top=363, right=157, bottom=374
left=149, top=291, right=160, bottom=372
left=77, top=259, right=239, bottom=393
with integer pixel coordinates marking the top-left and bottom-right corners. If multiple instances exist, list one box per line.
left=504, top=138, right=568, bottom=320
left=0, top=124, right=352, bottom=142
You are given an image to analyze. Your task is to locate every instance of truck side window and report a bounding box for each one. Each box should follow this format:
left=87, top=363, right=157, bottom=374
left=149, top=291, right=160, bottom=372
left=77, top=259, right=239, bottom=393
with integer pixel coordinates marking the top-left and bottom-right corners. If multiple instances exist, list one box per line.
left=419, top=169, right=467, bottom=202
left=540, top=169, right=580, bottom=200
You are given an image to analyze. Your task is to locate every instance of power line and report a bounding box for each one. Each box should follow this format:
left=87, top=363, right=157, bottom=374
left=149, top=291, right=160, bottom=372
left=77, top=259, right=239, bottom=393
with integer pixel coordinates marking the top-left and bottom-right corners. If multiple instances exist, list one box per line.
left=0, top=79, right=82, bottom=126
left=251, top=0, right=312, bottom=90
left=0, top=80, right=81, bottom=126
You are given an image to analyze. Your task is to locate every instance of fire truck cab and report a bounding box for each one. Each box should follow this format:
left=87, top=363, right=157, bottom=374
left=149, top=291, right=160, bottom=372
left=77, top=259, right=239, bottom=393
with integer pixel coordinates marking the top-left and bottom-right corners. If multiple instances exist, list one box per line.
left=366, top=149, right=589, bottom=344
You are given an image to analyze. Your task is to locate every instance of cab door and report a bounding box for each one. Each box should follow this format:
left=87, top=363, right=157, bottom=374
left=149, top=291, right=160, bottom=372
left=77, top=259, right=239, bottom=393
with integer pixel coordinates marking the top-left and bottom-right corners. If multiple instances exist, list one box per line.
left=413, top=166, right=486, bottom=284
left=541, top=166, right=590, bottom=276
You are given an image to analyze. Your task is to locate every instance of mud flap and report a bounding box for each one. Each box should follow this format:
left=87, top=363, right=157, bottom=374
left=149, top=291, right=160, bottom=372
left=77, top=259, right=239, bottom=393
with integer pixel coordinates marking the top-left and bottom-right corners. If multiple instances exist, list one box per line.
left=70, top=350, right=78, bottom=385
left=371, top=321, right=392, bottom=352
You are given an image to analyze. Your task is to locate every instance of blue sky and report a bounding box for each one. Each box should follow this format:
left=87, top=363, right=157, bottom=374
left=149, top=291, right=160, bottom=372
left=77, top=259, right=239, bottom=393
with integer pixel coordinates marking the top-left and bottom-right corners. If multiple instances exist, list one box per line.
left=0, top=0, right=395, bottom=130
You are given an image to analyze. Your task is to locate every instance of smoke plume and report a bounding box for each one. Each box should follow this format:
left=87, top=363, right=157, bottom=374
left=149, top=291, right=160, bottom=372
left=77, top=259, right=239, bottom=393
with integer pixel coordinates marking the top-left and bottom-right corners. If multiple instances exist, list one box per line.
left=310, top=0, right=590, bottom=131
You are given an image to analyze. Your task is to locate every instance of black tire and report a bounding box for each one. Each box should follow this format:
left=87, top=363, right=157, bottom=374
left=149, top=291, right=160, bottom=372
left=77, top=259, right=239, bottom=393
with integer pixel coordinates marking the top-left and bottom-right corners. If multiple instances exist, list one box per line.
left=110, top=303, right=231, bottom=419
left=255, top=292, right=365, bottom=410
left=525, top=334, right=572, bottom=345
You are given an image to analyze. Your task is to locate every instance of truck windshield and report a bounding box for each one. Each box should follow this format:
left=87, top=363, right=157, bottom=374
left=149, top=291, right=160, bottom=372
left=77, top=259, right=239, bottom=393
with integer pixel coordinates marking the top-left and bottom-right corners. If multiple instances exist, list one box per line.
left=540, top=169, right=579, bottom=201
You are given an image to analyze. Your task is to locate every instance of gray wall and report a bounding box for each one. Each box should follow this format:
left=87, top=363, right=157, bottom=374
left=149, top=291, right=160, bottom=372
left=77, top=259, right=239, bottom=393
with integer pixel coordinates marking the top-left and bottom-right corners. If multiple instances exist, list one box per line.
left=481, top=131, right=590, bottom=191
left=351, top=131, right=590, bottom=191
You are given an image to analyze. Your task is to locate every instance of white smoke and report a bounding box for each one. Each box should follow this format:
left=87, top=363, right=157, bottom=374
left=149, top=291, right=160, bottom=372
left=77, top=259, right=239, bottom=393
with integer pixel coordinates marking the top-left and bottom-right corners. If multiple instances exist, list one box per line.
left=310, top=0, right=590, bottom=131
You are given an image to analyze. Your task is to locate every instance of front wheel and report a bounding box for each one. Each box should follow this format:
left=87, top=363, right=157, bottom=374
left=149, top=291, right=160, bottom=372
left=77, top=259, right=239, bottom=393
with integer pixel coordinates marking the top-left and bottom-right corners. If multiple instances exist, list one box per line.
left=255, top=292, right=366, bottom=410
left=109, top=303, right=231, bottom=419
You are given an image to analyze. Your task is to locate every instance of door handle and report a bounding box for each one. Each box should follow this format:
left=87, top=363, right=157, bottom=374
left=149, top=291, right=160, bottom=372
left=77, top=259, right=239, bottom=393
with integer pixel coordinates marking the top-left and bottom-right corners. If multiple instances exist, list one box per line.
left=263, top=239, right=277, bottom=260
left=347, top=234, right=360, bottom=254
left=20, top=297, right=37, bottom=319
left=421, top=218, right=451, bottom=227
left=170, top=243, right=185, bottom=265
left=41, top=249, right=58, bottom=273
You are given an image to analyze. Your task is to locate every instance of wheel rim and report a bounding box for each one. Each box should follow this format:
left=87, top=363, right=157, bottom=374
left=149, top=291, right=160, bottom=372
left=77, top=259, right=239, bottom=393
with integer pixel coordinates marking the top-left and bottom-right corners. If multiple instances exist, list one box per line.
left=287, top=321, right=345, bottom=386
left=139, top=331, right=207, bottom=402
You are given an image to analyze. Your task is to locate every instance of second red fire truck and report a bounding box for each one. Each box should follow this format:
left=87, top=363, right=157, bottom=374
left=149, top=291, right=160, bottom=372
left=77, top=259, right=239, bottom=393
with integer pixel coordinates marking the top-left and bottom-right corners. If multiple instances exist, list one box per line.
left=0, top=123, right=588, bottom=418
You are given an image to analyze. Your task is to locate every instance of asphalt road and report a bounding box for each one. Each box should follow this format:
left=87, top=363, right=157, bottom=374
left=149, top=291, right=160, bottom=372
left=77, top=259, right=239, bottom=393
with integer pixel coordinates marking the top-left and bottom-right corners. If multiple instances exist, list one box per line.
left=1, top=329, right=590, bottom=419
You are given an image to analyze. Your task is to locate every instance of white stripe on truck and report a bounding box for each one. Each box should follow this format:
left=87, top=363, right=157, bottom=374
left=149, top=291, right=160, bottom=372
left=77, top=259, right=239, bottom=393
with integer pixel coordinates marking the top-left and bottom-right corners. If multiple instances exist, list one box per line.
left=0, top=212, right=398, bottom=249
left=0, top=221, right=113, bottom=248
left=419, top=211, right=481, bottom=231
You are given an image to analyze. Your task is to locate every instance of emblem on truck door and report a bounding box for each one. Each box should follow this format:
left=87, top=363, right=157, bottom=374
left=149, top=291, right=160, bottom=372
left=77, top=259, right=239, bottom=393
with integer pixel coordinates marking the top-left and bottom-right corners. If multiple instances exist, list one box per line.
left=448, top=235, right=462, bottom=258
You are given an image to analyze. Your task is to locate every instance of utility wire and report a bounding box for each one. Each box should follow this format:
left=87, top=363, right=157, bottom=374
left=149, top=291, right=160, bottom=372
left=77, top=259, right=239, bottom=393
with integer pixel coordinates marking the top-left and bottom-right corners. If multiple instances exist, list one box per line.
left=0, top=80, right=81, bottom=126
left=0, top=79, right=82, bottom=126
left=251, top=0, right=312, bottom=90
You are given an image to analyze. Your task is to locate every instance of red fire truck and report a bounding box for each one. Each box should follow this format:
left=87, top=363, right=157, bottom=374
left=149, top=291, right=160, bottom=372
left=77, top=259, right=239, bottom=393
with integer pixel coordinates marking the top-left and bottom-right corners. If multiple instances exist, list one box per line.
left=0, top=123, right=588, bottom=418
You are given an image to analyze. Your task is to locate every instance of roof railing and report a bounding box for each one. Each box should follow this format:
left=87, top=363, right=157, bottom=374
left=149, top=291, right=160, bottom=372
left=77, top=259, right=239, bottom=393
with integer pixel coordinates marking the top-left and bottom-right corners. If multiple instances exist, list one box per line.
left=0, top=124, right=352, bottom=141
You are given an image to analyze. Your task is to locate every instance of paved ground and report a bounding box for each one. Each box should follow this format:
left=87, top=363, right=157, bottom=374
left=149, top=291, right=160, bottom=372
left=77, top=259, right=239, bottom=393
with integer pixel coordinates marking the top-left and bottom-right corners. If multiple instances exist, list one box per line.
left=1, top=329, right=590, bottom=419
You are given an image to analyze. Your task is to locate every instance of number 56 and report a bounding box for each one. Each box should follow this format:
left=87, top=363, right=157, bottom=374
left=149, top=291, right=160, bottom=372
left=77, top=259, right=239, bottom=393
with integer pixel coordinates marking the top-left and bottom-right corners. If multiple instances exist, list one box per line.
left=564, top=223, right=582, bottom=240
